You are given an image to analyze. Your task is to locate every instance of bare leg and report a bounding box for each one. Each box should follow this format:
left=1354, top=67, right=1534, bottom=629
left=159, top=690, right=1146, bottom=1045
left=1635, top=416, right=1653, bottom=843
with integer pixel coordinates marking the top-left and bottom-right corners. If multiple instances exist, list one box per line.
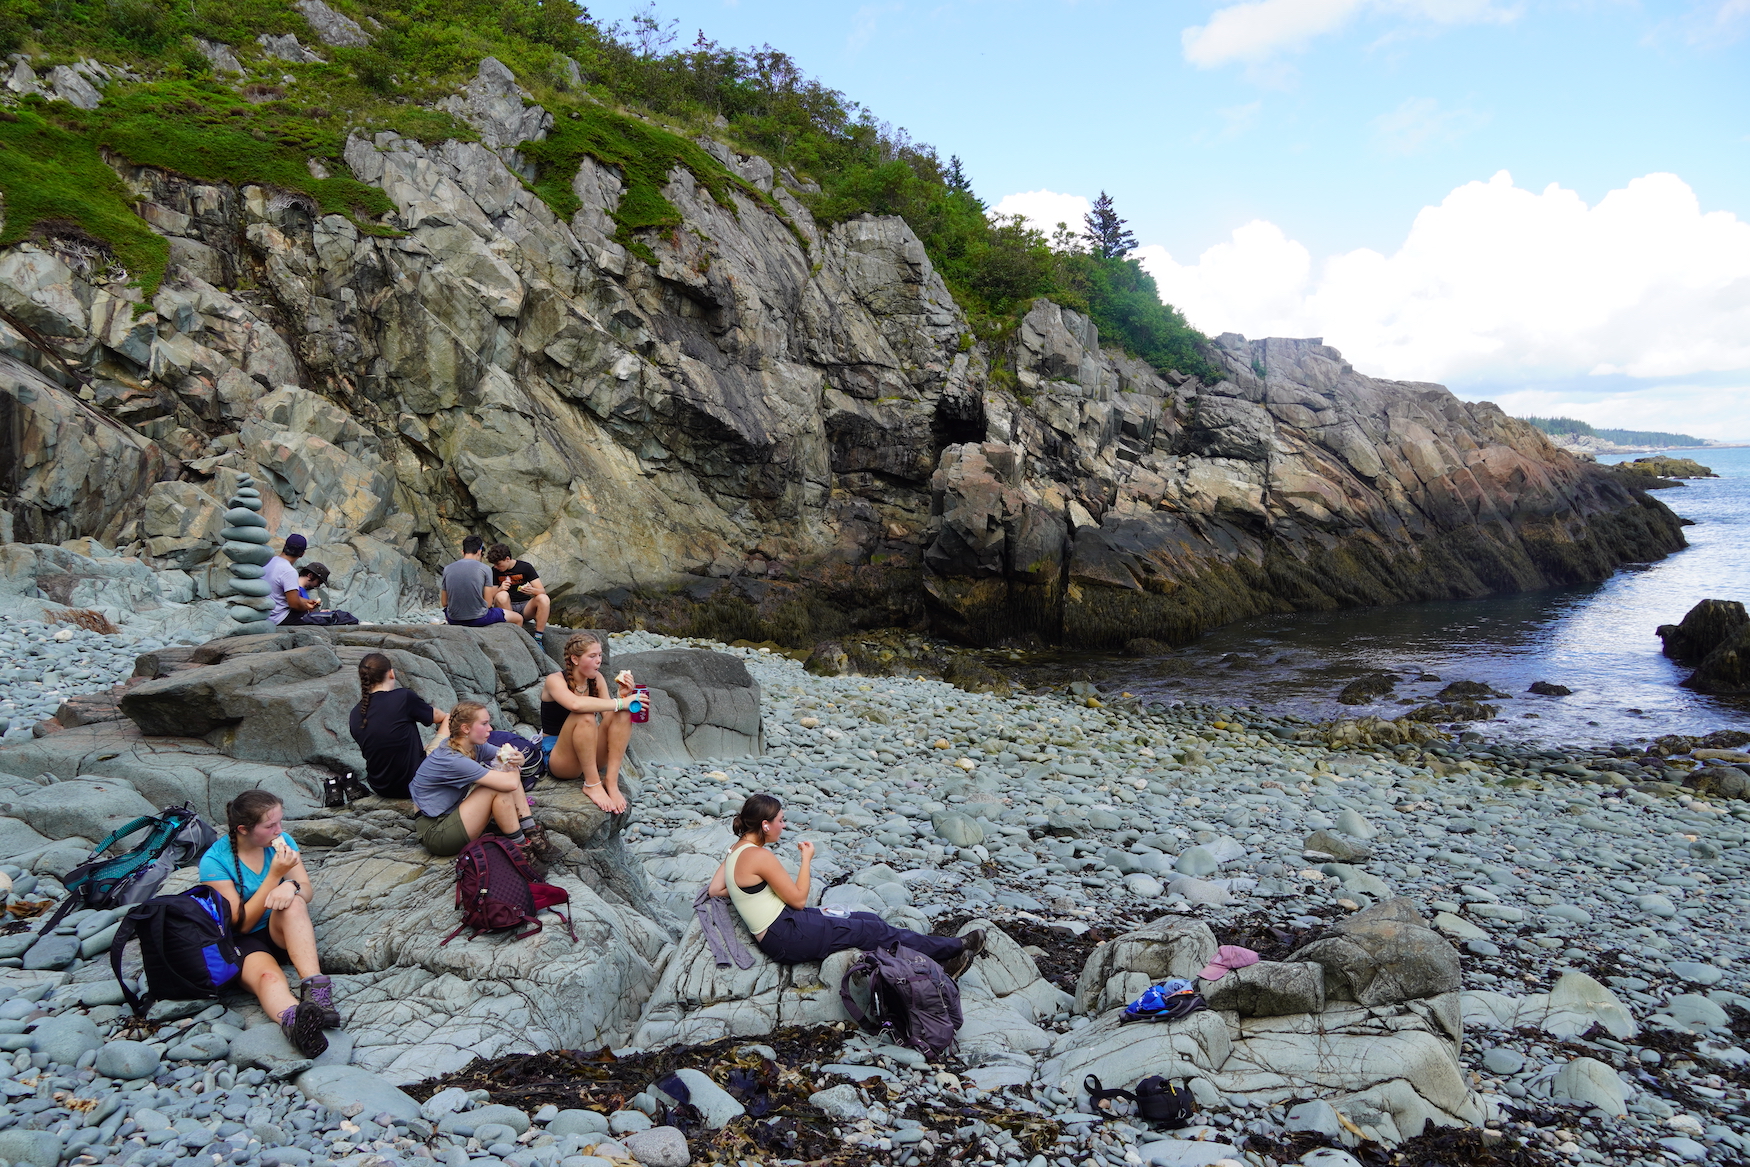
left=491, top=592, right=512, bottom=611
left=240, top=950, right=295, bottom=1020
left=596, top=709, right=632, bottom=813
left=502, top=609, right=524, bottom=626
left=568, top=714, right=616, bottom=812
left=266, top=897, right=320, bottom=979
left=528, top=594, right=550, bottom=633
left=455, top=781, right=523, bottom=839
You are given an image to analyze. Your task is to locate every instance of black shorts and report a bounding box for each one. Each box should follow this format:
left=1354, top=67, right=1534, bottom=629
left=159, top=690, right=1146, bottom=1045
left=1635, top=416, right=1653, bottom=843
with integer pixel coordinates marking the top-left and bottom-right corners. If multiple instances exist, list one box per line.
left=235, top=929, right=290, bottom=965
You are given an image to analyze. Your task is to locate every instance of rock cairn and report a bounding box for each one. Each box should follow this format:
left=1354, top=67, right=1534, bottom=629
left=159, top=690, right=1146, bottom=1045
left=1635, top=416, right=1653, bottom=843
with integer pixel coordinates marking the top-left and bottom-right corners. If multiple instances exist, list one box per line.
left=218, top=476, right=273, bottom=625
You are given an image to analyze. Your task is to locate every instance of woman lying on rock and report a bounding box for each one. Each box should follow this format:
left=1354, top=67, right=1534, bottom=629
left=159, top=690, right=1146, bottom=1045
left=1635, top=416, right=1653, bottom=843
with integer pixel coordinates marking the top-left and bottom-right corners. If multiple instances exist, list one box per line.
left=199, top=790, right=336, bottom=1059
left=540, top=633, right=636, bottom=814
left=709, top=794, right=984, bottom=975
left=411, top=700, right=561, bottom=866
left=349, top=652, right=447, bottom=799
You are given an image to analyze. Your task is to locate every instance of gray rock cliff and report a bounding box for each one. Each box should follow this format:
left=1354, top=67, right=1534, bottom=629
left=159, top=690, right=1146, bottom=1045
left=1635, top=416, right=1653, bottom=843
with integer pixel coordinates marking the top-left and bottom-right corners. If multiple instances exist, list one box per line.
left=0, top=58, right=1685, bottom=646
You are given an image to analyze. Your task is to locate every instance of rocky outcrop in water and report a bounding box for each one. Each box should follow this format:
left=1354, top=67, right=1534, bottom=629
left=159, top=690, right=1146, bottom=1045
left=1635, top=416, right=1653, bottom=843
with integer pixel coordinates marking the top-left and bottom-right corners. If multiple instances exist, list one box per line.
left=0, top=58, right=1686, bottom=647
left=1659, top=599, right=1750, bottom=696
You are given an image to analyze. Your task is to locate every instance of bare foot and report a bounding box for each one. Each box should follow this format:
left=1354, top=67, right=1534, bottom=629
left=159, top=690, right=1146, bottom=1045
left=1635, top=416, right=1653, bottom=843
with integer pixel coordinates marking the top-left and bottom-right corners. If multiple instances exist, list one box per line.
left=582, top=780, right=614, bottom=813
left=607, top=785, right=628, bottom=814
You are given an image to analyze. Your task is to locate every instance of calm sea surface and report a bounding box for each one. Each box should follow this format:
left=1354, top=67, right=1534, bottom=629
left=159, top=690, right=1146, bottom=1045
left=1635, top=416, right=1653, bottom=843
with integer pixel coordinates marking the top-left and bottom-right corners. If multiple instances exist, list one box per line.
left=1017, top=447, right=1750, bottom=747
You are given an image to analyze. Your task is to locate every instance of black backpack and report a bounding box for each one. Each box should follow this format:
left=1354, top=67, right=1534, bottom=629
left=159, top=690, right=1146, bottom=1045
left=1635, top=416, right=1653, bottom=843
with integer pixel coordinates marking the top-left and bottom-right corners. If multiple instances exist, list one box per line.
left=38, top=803, right=217, bottom=936
left=108, top=886, right=243, bottom=1017
left=1084, top=1074, right=1194, bottom=1126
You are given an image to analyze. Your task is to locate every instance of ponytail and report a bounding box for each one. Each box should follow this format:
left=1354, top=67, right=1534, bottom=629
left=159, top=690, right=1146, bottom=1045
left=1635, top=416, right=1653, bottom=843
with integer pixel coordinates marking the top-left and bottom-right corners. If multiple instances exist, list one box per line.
left=732, top=793, right=783, bottom=840
left=357, top=653, right=392, bottom=728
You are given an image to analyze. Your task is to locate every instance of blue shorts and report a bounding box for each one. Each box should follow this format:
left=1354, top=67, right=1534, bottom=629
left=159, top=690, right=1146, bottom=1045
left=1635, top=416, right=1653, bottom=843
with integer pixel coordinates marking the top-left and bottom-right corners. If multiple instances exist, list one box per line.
left=448, top=608, right=506, bottom=627
left=541, top=734, right=558, bottom=762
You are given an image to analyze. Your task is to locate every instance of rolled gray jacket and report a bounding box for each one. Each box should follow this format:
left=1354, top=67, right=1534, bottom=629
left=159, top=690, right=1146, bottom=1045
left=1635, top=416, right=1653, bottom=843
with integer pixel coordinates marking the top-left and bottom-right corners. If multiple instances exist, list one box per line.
left=693, top=885, right=755, bottom=969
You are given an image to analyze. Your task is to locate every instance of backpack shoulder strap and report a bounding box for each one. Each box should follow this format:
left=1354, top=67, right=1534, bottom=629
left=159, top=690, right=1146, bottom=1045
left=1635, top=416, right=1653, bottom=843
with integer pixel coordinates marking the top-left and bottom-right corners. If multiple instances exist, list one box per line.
left=109, top=913, right=148, bottom=1017
left=839, top=952, right=880, bottom=1032
left=1084, top=1074, right=1137, bottom=1108
left=93, top=814, right=160, bottom=858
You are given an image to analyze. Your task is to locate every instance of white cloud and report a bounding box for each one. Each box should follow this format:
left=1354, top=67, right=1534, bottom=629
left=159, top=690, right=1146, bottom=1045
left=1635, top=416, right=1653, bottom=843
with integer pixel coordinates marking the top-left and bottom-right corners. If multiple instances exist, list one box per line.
left=1371, top=96, right=1489, bottom=155
left=989, top=189, right=1091, bottom=235
left=1136, top=171, right=1750, bottom=432
left=1181, top=0, right=1518, bottom=69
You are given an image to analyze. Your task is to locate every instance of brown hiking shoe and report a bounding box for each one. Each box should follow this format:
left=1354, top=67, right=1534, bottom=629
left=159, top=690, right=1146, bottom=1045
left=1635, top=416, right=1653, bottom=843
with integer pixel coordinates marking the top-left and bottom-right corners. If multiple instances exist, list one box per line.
left=524, top=820, right=564, bottom=867
left=945, top=929, right=985, bottom=979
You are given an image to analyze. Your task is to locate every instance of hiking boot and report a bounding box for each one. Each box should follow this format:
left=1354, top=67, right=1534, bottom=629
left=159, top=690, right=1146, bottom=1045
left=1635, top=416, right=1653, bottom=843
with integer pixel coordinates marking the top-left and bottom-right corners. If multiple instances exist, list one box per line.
left=281, top=1002, right=329, bottom=1059
left=298, top=975, right=341, bottom=1031
left=524, top=820, right=564, bottom=867
left=515, top=838, right=550, bottom=879
left=945, top=929, right=986, bottom=979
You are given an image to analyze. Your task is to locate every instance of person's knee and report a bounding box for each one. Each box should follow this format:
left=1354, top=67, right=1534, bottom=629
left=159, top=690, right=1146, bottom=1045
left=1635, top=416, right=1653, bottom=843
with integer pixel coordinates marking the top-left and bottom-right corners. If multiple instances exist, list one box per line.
left=278, top=895, right=310, bottom=920
left=506, top=611, right=524, bottom=625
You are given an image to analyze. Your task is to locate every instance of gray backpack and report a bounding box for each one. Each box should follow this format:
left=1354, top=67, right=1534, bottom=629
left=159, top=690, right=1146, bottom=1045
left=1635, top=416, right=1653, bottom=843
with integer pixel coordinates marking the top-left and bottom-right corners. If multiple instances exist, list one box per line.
left=839, top=943, right=962, bottom=1059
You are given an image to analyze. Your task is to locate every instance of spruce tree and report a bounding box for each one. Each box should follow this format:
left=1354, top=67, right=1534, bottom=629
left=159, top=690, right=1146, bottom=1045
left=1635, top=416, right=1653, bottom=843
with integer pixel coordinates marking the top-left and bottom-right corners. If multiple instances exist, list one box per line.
left=1083, top=191, right=1137, bottom=259
left=945, top=155, right=971, bottom=193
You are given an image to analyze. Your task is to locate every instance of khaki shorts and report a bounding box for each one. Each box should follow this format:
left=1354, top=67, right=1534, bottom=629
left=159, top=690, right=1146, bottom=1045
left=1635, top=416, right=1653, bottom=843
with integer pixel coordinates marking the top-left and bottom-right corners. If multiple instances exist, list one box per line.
left=414, top=808, right=472, bottom=856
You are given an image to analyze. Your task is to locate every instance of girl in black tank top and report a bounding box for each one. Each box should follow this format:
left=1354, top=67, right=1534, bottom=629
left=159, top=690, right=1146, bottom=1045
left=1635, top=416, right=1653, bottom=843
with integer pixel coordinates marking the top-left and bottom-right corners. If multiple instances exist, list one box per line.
left=541, top=632, right=640, bottom=815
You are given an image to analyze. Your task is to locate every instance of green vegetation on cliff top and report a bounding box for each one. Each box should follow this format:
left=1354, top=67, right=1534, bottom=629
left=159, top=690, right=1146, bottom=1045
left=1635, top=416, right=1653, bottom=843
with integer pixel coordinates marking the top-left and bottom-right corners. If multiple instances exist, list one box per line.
left=0, top=0, right=1211, bottom=376
left=1521, top=416, right=1710, bottom=448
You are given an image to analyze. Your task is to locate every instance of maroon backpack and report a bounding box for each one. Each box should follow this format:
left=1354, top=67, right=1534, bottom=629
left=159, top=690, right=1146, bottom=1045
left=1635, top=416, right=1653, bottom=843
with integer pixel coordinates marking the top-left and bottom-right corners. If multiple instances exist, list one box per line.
left=839, top=943, right=962, bottom=1059
left=441, top=837, right=576, bottom=945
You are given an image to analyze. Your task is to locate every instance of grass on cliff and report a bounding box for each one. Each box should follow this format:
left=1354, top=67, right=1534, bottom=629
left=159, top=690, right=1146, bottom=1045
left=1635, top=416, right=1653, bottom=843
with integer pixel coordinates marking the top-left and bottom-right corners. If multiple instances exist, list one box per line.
left=0, top=0, right=1214, bottom=379
left=0, top=105, right=167, bottom=293
left=521, top=102, right=783, bottom=264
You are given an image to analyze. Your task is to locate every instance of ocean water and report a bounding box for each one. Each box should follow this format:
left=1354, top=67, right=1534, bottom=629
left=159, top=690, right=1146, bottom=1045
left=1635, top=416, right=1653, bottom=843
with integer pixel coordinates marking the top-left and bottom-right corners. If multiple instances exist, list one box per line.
left=1019, top=446, right=1750, bottom=747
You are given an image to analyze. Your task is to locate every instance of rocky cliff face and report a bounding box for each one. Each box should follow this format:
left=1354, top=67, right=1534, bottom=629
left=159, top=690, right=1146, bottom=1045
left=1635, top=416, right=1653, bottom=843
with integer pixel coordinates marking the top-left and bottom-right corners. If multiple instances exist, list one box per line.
left=0, top=59, right=1685, bottom=644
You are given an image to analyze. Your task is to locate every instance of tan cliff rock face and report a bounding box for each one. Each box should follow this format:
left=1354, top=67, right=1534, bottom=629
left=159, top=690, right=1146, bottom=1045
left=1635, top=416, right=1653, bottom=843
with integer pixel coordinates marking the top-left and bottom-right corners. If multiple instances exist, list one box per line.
left=0, top=59, right=1685, bottom=644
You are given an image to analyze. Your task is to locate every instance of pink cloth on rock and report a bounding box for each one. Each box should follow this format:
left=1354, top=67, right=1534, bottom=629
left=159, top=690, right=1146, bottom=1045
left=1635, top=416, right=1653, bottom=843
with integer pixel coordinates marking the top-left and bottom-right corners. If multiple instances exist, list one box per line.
left=1199, top=944, right=1261, bottom=981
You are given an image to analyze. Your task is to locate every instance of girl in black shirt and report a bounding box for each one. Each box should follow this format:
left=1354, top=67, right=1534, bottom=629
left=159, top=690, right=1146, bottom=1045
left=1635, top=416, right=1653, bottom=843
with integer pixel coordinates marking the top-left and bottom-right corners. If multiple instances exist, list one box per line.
left=348, top=653, right=448, bottom=798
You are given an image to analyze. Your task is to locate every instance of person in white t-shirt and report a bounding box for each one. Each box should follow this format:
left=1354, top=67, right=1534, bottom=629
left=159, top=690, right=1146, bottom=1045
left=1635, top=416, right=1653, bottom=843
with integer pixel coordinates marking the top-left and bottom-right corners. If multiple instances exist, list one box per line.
left=265, top=534, right=318, bottom=625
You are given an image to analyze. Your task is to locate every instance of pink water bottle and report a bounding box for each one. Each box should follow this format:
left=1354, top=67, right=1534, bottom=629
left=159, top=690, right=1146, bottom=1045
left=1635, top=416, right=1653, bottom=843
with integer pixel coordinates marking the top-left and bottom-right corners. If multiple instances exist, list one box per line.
left=630, top=686, right=651, bottom=723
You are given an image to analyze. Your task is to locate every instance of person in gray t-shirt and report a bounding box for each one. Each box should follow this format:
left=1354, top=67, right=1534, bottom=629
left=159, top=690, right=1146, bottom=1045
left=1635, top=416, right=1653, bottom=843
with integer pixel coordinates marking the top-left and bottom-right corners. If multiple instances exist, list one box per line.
left=408, top=701, right=557, bottom=864
left=441, top=535, right=525, bottom=628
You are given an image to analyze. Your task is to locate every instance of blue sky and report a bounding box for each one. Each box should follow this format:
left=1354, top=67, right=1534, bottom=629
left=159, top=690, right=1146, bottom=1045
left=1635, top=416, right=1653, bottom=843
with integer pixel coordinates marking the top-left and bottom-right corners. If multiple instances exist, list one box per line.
left=596, top=1, right=1750, bottom=439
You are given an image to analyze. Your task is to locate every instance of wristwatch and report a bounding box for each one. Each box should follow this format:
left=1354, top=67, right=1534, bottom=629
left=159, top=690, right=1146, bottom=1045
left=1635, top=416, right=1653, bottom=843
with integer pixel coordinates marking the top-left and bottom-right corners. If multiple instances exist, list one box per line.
left=280, top=879, right=303, bottom=894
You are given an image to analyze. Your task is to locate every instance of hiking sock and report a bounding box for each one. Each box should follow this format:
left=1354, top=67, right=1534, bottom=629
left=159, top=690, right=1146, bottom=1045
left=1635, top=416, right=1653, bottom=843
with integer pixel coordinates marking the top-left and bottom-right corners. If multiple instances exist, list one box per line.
left=506, top=829, right=527, bottom=844
left=519, top=817, right=536, bottom=833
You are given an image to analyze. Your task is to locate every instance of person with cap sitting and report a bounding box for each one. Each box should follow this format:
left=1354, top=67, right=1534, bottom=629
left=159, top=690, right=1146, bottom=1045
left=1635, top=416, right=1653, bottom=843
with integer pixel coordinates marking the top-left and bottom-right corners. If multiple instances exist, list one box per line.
left=265, top=534, right=318, bottom=626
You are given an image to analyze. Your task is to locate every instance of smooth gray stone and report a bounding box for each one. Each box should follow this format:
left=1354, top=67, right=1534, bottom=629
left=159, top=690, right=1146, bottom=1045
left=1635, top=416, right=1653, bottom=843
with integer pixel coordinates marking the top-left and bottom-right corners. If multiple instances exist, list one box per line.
left=0, top=935, right=36, bottom=960
left=653, top=1068, right=743, bottom=1130
left=97, top=1038, right=160, bottom=1080
left=808, top=1083, right=867, bottom=1121
left=0, top=1129, right=63, bottom=1166
left=21, top=933, right=79, bottom=971
left=1670, top=961, right=1725, bottom=986
left=468, top=1104, right=531, bottom=1134
left=1482, top=1048, right=1525, bottom=1075
left=621, top=1126, right=689, bottom=1167
left=931, top=811, right=983, bottom=848
left=608, top=1110, right=652, bottom=1134
left=420, top=1086, right=470, bottom=1121
left=1174, top=846, right=1218, bottom=877
left=548, top=1110, right=611, bottom=1137
left=294, top=1065, right=422, bottom=1122
left=227, top=1022, right=307, bottom=1071
left=30, top=1013, right=99, bottom=1063
left=166, top=1032, right=230, bottom=1062
left=1284, top=1100, right=1343, bottom=1140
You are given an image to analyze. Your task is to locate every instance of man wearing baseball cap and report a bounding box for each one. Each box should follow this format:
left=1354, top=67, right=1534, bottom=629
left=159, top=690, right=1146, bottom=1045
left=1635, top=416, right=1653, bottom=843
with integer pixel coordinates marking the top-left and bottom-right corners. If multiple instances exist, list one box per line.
left=266, top=534, right=318, bottom=625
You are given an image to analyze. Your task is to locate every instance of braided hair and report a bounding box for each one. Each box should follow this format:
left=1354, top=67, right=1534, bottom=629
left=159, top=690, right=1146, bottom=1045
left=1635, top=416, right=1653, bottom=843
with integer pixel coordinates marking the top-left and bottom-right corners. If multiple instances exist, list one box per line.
left=357, top=653, right=392, bottom=729
left=223, top=790, right=283, bottom=926
left=447, top=701, right=490, bottom=755
left=563, top=633, right=604, bottom=699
